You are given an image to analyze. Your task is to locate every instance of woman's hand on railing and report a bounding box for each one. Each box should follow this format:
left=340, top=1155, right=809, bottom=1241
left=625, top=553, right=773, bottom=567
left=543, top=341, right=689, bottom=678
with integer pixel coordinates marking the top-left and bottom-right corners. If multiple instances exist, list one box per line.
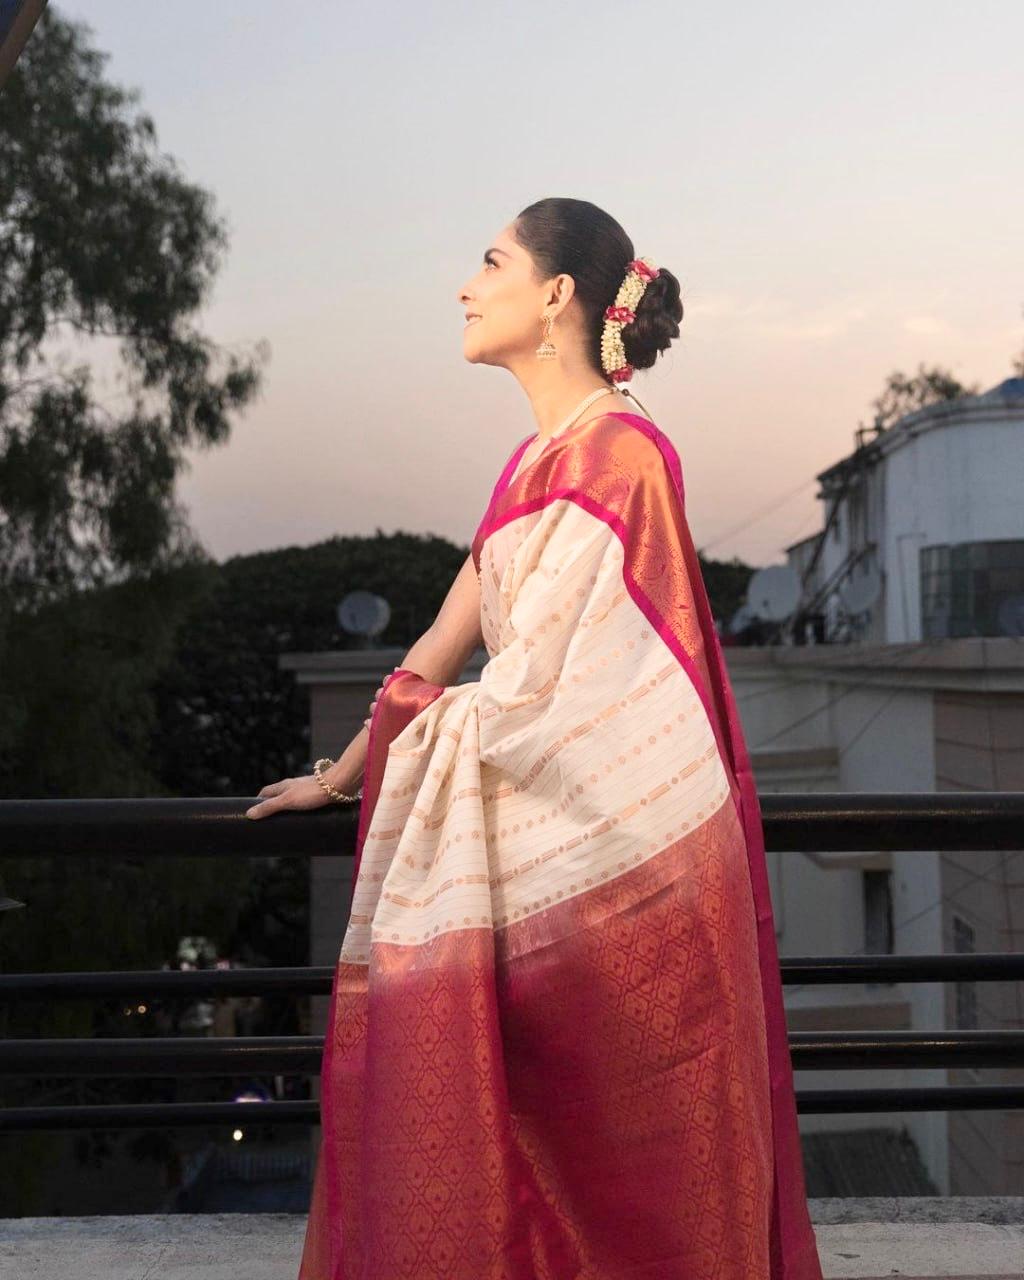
left=248, top=669, right=401, bottom=816
left=244, top=774, right=335, bottom=820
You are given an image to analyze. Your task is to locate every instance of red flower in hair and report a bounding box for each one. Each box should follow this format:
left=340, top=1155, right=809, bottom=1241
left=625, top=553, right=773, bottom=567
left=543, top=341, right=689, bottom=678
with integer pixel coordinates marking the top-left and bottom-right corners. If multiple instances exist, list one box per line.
left=627, top=259, right=659, bottom=282
left=610, top=364, right=634, bottom=383
left=604, top=305, right=636, bottom=324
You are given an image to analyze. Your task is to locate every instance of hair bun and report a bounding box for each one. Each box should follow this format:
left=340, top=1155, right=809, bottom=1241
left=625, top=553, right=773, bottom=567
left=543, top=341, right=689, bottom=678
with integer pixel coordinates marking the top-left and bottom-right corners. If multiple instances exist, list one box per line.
left=513, top=199, right=685, bottom=380
left=622, top=267, right=684, bottom=370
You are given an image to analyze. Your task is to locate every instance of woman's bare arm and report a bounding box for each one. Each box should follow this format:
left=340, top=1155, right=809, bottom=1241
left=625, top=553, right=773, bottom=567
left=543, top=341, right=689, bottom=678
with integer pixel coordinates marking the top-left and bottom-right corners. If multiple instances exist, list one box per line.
left=422, top=550, right=485, bottom=683
left=325, top=552, right=483, bottom=790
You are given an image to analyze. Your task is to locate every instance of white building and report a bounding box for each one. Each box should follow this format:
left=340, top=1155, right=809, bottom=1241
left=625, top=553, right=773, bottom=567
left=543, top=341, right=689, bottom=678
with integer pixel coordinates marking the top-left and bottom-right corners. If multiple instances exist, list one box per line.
left=728, top=374, right=1024, bottom=1195
left=795, top=375, right=1024, bottom=645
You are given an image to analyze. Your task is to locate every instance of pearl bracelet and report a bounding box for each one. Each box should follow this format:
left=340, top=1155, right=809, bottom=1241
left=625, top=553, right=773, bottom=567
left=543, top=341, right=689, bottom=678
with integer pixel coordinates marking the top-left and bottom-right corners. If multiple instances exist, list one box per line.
left=314, top=757, right=363, bottom=804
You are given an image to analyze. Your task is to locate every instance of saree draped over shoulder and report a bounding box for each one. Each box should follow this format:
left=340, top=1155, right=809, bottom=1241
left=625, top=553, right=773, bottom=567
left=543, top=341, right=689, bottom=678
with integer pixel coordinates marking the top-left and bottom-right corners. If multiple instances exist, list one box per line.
left=298, top=411, right=823, bottom=1280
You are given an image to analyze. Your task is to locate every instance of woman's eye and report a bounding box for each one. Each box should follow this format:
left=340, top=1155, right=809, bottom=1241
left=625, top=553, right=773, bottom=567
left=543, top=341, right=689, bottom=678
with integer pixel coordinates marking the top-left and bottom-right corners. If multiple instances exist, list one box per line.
left=484, top=256, right=497, bottom=269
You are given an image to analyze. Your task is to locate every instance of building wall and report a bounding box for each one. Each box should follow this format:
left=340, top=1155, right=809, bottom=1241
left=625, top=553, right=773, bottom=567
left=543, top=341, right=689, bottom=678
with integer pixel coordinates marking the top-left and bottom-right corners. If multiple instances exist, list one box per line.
left=731, top=651, right=948, bottom=1182
left=935, top=690, right=1024, bottom=1195
left=730, top=640, right=1024, bottom=1195
left=836, top=681, right=948, bottom=1188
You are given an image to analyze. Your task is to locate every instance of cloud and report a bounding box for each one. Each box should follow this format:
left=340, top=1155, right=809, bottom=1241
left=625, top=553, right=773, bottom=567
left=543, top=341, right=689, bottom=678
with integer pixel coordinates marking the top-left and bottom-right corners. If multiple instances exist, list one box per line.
left=901, top=314, right=953, bottom=336
left=687, top=293, right=871, bottom=341
left=751, top=303, right=869, bottom=341
left=686, top=293, right=870, bottom=340
left=685, top=292, right=773, bottom=320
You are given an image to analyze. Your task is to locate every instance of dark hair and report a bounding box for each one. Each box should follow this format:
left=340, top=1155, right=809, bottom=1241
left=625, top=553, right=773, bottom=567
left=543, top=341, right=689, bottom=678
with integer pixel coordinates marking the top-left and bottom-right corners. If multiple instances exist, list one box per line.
left=513, top=197, right=683, bottom=376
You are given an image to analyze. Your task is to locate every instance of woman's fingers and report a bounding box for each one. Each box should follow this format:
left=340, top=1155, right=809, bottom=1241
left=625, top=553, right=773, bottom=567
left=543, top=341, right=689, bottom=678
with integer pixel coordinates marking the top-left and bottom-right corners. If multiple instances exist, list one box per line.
left=248, top=777, right=292, bottom=817
left=246, top=774, right=335, bottom=820
left=364, top=683, right=385, bottom=729
left=361, top=669, right=402, bottom=728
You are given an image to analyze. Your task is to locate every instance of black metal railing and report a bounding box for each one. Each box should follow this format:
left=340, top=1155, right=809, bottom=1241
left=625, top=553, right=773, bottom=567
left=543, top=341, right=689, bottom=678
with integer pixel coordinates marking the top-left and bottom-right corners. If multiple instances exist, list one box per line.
left=1, top=791, right=1023, bottom=1132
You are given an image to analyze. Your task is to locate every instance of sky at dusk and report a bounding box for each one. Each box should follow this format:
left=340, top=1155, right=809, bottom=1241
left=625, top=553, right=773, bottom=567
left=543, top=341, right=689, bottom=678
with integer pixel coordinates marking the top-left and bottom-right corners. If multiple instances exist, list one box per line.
left=57, top=0, right=1023, bottom=568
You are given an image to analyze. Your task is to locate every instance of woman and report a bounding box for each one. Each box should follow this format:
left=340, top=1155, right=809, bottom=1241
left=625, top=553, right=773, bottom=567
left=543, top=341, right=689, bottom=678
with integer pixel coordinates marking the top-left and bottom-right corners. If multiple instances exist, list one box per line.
left=249, top=198, right=823, bottom=1279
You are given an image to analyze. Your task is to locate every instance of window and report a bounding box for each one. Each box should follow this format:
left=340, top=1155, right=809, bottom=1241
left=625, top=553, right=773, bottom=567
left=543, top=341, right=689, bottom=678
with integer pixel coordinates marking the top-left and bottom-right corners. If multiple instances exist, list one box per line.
left=863, top=870, right=894, bottom=987
left=920, top=539, right=1024, bottom=638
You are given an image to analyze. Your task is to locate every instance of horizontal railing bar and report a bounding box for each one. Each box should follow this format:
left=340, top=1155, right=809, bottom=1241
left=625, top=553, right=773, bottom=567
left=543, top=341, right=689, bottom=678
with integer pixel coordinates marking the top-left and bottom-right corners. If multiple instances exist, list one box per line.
left=790, top=1028, right=1024, bottom=1069
left=0, top=966, right=334, bottom=998
left=4, top=952, right=1024, bottom=1001
left=0, top=1099, right=319, bottom=1132
left=0, top=797, right=356, bottom=858
left=796, top=1084, right=1024, bottom=1113
left=761, top=790, right=1024, bottom=851
left=3, top=1085, right=1024, bottom=1133
left=0, top=1037, right=323, bottom=1075
left=780, top=953, right=1024, bottom=984
left=1, top=792, right=1022, bottom=856
left=2, top=1029, right=1023, bottom=1076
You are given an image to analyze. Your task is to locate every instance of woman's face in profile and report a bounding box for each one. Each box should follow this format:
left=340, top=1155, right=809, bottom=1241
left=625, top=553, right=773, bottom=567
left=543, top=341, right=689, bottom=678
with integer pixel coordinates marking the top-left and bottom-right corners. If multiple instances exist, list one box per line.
left=457, top=224, right=545, bottom=370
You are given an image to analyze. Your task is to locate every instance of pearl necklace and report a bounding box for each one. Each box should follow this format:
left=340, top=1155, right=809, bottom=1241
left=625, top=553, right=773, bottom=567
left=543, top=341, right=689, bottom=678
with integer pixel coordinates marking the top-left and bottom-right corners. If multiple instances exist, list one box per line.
left=548, top=384, right=618, bottom=440
left=508, top=385, right=617, bottom=487
left=476, top=385, right=618, bottom=588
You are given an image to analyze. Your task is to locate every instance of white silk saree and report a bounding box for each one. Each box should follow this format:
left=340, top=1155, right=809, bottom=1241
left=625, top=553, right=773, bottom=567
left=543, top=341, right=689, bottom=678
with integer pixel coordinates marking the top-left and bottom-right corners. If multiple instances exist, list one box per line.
left=298, top=409, right=822, bottom=1280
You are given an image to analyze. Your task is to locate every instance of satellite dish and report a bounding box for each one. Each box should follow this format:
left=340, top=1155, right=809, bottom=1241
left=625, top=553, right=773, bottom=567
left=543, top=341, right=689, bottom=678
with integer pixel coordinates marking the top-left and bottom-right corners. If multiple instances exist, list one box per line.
left=997, top=594, right=1024, bottom=638
left=839, top=561, right=882, bottom=615
left=338, top=591, right=390, bottom=637
left=729, top=603, right=755, bottom=635
left=746, top=564, right=802, bottom=622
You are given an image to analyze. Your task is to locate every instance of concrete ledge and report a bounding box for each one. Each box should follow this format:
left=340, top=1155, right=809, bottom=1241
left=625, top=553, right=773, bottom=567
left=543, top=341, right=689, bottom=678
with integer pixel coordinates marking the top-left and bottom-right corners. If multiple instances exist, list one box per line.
left=0, top=1213, right=301, bottom=1279
left=812, top=1196, right=1024, bottom=1225
left=1, top=1200, right=1023, bottom=1279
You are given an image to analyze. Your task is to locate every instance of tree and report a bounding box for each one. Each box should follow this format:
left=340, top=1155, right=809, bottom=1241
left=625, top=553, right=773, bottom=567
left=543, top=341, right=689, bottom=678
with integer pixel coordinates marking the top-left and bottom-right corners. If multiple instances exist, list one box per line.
left=1012, top=303, right=1024, bottom=378
left=0, top=5, right=269, bottom=793
left=151, top=529, right=466, bottom=802
left=861, top=361, right=980, bottom=436
left=0, top=13, right=271, bottom=1210
left=688, top=552, right=754, bottom=633
left=0, top=6, right=268, bottom=616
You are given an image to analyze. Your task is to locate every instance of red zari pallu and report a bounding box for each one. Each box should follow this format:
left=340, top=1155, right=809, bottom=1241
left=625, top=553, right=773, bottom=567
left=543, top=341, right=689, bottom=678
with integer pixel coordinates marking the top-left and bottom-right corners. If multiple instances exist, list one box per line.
left=298, top=411, right=823, bottom=1279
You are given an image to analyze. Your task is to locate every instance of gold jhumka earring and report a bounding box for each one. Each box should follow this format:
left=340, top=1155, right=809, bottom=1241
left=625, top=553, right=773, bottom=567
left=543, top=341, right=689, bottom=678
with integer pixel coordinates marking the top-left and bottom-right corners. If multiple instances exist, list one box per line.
left=535, top=314, right=557, bottom=359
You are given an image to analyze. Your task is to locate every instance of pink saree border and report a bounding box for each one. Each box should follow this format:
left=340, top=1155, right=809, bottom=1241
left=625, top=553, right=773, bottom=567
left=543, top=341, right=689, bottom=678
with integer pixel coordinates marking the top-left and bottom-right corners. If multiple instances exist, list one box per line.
left=315, top=666, right=447, bottom=1263
left=473, top=409, right=820, bottom=1276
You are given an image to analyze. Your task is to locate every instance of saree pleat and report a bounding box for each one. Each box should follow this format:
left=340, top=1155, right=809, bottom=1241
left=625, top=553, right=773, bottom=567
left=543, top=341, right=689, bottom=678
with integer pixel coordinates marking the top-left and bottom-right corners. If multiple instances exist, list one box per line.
left=298, top=410, right=823, bottom=1279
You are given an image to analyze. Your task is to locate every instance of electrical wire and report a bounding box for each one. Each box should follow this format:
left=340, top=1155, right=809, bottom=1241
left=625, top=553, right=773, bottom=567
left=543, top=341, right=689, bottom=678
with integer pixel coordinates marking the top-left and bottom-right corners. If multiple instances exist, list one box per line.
left=696, top=476, right=820, bottom=556
left=750, top=638, right=942, bottom=754
left=738, top=631, right=1023, bottom=755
